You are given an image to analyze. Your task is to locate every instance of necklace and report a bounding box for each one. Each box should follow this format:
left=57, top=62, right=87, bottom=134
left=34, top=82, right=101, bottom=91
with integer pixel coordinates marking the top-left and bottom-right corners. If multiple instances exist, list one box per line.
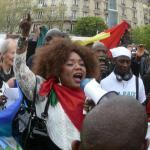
left=3, top=68, right=11, bottom=75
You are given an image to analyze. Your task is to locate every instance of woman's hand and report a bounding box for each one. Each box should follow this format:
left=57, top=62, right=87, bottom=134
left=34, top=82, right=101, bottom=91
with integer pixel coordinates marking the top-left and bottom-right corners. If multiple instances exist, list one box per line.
left=83, top=98, right=95, bottom=113
left=19, top=13, right=32, bottom=37
left=7, top=77, right=15, bottom=88
left=17, top=14, right=32, bottom=54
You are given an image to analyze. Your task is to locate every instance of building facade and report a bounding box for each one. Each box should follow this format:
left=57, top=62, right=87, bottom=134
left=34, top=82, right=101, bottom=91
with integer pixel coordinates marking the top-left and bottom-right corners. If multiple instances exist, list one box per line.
left=117, top=0, right=150, bottom=27
left=31, top=0, right=149, bottom=31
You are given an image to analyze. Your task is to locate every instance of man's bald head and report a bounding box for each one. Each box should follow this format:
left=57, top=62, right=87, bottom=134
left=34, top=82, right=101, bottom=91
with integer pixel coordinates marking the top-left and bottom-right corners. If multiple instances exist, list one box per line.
left=80, top=95, right=148, bottom=150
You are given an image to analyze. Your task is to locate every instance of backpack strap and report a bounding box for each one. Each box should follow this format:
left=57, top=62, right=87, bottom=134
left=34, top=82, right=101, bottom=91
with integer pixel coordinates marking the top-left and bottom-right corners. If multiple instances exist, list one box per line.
left=30, top=77, right=38, bottom=117
left=136, top=76, right=139, bottom=100
left=41, top=91, right=51, bottom=118
left=31, top=77, right=51, bottom=119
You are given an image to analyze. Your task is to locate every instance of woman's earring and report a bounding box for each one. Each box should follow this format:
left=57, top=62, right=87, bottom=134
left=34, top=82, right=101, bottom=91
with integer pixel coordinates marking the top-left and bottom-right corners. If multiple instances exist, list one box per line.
left=58, top=77, right=62, bottom=86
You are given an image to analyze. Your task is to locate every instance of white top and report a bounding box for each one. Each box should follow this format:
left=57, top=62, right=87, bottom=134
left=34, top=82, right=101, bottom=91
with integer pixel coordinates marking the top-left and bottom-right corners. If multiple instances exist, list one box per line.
left=14, top=52, right=80, bottom=150
left=100, top=72, right=146, bottom=103
left=146, top=123, right=150, bottom=150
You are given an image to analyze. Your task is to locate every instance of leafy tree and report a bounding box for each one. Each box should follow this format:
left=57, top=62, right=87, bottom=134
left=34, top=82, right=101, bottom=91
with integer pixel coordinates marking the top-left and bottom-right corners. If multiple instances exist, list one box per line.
left=0, top=0, right=9, bottom=32
left=131, top=25, right=150, bottom=51
left=73, top=16, right=107, bottom=36
left=0, top=0, right=32, bottom=33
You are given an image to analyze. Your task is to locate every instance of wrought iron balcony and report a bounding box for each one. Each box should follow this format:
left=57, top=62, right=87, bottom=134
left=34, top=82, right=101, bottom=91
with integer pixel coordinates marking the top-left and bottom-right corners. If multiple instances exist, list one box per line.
left=82, top=5, right=89, bottom=12
left=71, top=4, right=79, bottom=11
left=93, top=8, right=101, bottom=14
left=132, top=17, right=137, bottom=23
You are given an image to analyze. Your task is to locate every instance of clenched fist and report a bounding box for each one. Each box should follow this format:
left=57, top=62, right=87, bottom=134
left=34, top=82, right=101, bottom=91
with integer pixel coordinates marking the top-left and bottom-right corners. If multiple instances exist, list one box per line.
left=19, top=13, right=32, bottom=37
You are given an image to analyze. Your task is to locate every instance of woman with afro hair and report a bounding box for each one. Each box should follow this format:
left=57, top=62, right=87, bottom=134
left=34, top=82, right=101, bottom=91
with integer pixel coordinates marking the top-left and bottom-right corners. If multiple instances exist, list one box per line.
left=14, top=15, right=100, bottom=150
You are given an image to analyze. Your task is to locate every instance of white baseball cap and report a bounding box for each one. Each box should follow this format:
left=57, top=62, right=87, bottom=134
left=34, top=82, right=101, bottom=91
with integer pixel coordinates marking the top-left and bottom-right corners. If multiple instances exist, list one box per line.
left=110, top=46, right=131, bottom=59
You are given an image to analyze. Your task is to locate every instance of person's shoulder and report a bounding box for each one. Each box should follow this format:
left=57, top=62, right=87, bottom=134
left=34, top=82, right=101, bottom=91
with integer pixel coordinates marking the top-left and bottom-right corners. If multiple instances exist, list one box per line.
left=132, top=74, right=142, bottom=81
left=100, top=72, right=114, bottom=83
left=136, top=76, right=145, bottom=85
left=139, top=77, right=144, bottom=83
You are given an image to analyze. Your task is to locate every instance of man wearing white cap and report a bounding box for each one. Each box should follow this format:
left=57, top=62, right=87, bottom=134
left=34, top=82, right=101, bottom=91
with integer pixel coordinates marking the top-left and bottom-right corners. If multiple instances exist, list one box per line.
left=100, top=46, right=146, bottom=104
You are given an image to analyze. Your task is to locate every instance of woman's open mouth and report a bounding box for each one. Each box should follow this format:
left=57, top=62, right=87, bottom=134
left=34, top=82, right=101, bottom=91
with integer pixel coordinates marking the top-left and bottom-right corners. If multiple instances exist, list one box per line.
left=73, top=73, right=83, bottom=83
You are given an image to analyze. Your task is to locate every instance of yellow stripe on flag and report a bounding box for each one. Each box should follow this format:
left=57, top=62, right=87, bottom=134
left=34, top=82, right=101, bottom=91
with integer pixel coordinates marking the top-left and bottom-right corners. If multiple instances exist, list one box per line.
left=74, top=32, right=110, bottom=46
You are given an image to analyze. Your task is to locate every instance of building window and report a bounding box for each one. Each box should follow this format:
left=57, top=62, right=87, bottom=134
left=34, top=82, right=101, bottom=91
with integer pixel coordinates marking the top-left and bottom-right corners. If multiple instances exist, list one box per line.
left=84, top=0, right=89, bottom=6
left=133, top=22, right=137, bottom=27
left=38, top=0, right=46, bottom=7
left=38, top=11, right=43, bottom=19
left=95, top=2, right=99, bottom=9
left=39, top=0, right=45, bottom=5
left=60, top=12, right=65, bottom=19
left=83, top=12, right=88, bottom=17
left=51, top=0, right=55, bottom=5
left=133, top=10, right=136, bottom=18
left=105, top=1, right=108, bottom=10
left=94, top=13, right=97, bottom=16
left=132, top=1, right=136, bottom=8
left=61, top=0, right=65, bottom=5
left=73, top=0, right=78, bottom=5
left=51, top=10, right=55, bottom=17
left=72, top=10, right=77, bottom=19
left=122, top=8, right=126, bottom=16
left=121, top=0, right=125, bottom=5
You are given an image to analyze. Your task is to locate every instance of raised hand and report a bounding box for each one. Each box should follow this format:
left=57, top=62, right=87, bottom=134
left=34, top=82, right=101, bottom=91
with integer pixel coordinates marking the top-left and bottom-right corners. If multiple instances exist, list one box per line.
left=17, top=14, right=32, bottom=53
left=19, top=13, right=32, bottom=37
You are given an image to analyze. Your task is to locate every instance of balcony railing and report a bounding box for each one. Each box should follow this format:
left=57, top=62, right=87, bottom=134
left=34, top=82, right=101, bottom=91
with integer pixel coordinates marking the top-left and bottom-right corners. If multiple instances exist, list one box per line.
left=121, top=2, right=126, bottom=6
left=104, top=9, right=108, bottom=15
left=144, top=19, right=149, bottom=24
left=122, top=14, right=127, bottom=19
left=132, top=17, right=137, bottom=23
left=66, top=16, right=77, bottom=21
left=93, top=9, right=101, bottom=15
left=71, top=4, right=79, bottom=10
left=82, top=5, right=89, bottom=12
left=132, top=5, right=136, bottom=8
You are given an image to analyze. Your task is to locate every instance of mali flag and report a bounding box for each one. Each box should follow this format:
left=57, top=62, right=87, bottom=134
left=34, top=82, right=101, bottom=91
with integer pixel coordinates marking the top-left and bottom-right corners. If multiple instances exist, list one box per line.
left=100, top=20, right=130, bottom=49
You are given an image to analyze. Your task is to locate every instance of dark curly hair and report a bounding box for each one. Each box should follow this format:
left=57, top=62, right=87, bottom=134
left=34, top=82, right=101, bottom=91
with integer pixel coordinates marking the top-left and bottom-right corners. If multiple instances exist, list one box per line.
left=32, top=37, right=100, bottom=80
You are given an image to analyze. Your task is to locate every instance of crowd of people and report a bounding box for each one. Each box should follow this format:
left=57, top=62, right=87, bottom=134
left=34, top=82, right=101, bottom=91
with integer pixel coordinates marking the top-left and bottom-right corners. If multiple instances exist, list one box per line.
left=0, top=14, right=150, bottom=150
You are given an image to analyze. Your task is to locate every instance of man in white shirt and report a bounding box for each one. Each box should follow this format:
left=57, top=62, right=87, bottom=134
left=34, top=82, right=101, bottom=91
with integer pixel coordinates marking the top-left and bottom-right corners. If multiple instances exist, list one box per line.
left=100, top=46, right=146, bottom=104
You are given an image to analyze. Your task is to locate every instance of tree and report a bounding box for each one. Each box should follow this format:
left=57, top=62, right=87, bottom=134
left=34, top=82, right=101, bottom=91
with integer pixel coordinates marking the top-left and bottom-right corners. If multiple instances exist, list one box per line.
left=72, top=16, right=108, bottom=36
left=131, top=25, right=150, bottom=51
left=0, top=0, right=9, bottom=32
left=0, top=0, right=32, bottom=33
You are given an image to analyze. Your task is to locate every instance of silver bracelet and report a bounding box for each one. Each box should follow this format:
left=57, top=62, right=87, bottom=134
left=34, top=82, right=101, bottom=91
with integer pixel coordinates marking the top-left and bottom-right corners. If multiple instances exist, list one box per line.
left=17, top=36, right=28, bottom=49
